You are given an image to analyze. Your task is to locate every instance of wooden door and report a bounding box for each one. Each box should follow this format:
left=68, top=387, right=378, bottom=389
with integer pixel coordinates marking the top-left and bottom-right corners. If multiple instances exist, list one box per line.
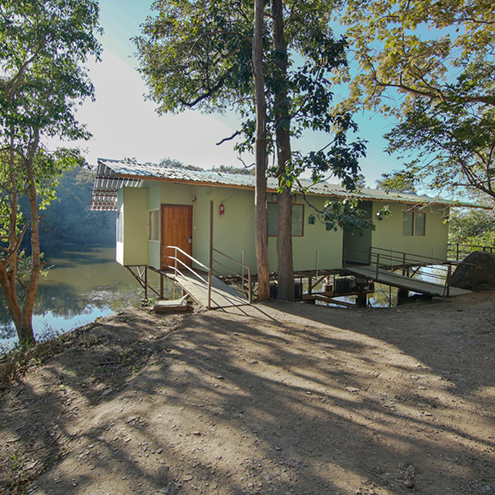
left=161, top=204, right=193, bottom=269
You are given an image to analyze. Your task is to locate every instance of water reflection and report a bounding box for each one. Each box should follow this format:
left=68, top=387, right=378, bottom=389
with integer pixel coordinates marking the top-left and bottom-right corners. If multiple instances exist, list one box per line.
left=0, top=246, right=171, bottom=350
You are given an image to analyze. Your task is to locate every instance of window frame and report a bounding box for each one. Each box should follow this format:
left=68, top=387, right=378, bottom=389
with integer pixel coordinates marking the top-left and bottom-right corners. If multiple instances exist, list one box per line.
left=148, top=209, right=160, bottom=241
left=403, top=210, right=426, bottom=237
left=116, top=207, right=123, bottom=243
left=267, top=201, right=305, bottom=237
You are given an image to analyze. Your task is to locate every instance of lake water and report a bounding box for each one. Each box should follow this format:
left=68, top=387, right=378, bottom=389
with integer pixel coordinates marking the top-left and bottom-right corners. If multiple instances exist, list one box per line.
left=0, top=246, right=167, bottom=352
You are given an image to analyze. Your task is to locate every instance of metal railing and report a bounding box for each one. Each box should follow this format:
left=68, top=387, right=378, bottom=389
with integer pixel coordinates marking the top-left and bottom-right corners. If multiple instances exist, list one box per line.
left=448, top=243, right=495, bottom=261
left=343, top=246, right=477, bottom=296
left=211, top=248, right=253, bottom=303
left=163, top=245, right=214, bottom=309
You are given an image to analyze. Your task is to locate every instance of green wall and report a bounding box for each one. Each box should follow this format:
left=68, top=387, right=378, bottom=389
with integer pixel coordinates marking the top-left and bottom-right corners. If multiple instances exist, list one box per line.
left=118, top=181, right=449, bottom=274
left=120, top=188, right=148, bottom=266
left=372, top=202, right=449, bottom=260
left=139, top=182, right=344, bottom=274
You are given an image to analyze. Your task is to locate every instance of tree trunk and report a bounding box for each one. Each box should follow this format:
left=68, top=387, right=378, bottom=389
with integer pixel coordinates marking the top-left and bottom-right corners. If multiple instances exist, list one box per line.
left=19, top=154, right=43, bottom=346
left=0, top=149, right=40, bottom=347
left=0, top=262, right=22, bottom=331
left=272, top=0, right=294, bottom=301
left=253, top=0, right=270, bottom=300
left=0, top=146, right=37, bottom=347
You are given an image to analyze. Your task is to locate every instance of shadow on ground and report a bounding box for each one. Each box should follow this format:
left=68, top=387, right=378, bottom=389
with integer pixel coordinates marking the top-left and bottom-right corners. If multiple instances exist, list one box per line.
left=0, top=293, right=494, bottom=495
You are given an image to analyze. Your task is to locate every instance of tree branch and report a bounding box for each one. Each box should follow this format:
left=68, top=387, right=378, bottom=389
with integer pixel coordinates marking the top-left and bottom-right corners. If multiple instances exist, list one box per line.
left=375, top=79, right=495, bottom=106
left=216, top=130, right=241, bottom=145
left=178, top=75, right=227, bottom=107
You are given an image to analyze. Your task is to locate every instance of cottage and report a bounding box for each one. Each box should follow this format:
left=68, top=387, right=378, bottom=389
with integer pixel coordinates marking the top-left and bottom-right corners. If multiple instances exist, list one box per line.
left=91, top=158, right=458, bottom=305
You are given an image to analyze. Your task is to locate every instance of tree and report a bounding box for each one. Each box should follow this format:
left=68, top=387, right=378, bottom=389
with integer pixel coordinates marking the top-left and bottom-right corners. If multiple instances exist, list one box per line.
left=0, top=0, right=101, bottom=347
left=448, top=208, right=495, bottom=247
left=375, top=171, right=417, bottom=194
left=339, top=0, right=495, bottom=200
left=385, top=100, right=495, bottom=199
left=253, top=0, right=271, bottom=300
left=40, top=167, right=115, bottom=246
left=136, top=0, right=272, bottom=300
left=136, top=0, right=365, bottom=300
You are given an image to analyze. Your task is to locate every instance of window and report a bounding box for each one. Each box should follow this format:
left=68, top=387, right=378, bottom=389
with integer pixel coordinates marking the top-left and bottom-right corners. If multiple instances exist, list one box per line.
left=117, top=207, right=123, bottom=243
left=403, top=211, right=426, bottom=236
left=148, top=210, right=159, bottom=241
left=267, top=202, right=304, bottom=236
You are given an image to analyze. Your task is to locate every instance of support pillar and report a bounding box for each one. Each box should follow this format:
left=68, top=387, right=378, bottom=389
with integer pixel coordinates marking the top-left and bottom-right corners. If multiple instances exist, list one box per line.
left=397, top=288, right=408, bottom=305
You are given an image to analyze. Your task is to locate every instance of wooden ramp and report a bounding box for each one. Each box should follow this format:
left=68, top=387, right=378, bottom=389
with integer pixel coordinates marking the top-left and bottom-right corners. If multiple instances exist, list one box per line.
left=172, top=272, right=249, bottom=309
left=345, top=265, right=471, bottom=297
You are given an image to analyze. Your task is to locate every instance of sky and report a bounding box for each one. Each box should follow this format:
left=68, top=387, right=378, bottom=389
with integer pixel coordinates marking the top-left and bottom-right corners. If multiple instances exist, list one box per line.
left=67, top=0, right=400, bottom=187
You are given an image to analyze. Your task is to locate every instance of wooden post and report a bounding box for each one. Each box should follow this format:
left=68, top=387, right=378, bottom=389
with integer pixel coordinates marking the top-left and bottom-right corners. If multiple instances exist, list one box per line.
left=144, top=265, right=148, bottom=300
left=446, top=264, right=452, bottom=297
left=248, top=268, right=252, bottom=304
left=356, top=291, right=367, bottom=308
left=207, top=269, right=212, bottom=310
left=160, top=273, right=164, bottom=299
left=402, top=253, right=406, bottom=276
left=209, top=200, right=214, bottom=268
left=397, top=288, right=408, bottom=305
left=456, top=243, right=459, bottom=261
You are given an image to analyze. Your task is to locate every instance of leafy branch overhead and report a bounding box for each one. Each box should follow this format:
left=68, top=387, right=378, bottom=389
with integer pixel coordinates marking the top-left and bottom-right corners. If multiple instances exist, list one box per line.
left=340, top=0, right=495, bottom=114
left=308, top=199, right=375, bottom=235
left=135, top=0, right=366, bottom=188
left=340, top=0, right=495, bottom=201
left=0, top=0, right=101, bottom=347
left=136, top=0, right=369, bottom=302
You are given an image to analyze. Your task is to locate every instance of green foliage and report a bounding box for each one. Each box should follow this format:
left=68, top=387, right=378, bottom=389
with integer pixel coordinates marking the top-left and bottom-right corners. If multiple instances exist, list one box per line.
left=211, top=165, right=255, bottom=175
left=0, top=0, right=101, bottom=346
left=308, top=199, right=375, bottom=235
left=375, top=170, right=418, bottom=194
left=0, top=0, right=102, bottom=239
left=159, top=157, right=204, bottom=171
left=385, top=101, right=495, bottom=199
left=135, top=0, right=366, bottom=190
left=39, top=167, right=116, bottom=246
left=339, top=0, right=495, bottom=201
left=448, top=208, right=495, bottom=246
left=340, top=0, right=495, bottom=115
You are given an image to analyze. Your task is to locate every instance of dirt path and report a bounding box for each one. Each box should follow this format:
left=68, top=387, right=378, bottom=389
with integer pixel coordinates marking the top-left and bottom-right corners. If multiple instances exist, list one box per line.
left=1, top=292, right=494, bottom=495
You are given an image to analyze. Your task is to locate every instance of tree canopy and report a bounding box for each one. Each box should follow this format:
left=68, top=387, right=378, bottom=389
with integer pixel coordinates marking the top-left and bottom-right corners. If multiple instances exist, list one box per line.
left=339, top=0, right=495, bottom=200
left=0, top=0, right=101, bottom=347
left=135, top=0, right=366, bottom=299
left=340, top=0, right=495, bottom=114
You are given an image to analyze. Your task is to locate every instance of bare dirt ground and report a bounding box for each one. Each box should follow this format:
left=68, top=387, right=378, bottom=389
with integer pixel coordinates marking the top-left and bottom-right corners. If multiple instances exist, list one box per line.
left=1, top=291, right=494, bottom=495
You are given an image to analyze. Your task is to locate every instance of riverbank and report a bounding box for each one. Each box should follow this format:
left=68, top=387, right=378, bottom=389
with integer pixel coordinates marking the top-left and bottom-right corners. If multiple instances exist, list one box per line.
left=1, top=292, right=494, bottom=494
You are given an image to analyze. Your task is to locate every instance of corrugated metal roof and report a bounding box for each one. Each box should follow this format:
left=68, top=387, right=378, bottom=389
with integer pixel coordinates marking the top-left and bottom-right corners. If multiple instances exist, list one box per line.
left=91, top=158, right=451, bottom=211
left=90, top=160, right=141, bottom=210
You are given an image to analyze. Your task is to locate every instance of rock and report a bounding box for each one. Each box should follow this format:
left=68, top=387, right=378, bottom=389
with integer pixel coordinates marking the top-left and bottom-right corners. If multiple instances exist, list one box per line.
left=403, top=480, right=414, bottom=489
left=451, top=251, right=495, bottom=290
left=25, top=460, right=38, bottom=470
left=154, top=299, right=189, bottom=314
left=345, top=387, right=360, bottom=393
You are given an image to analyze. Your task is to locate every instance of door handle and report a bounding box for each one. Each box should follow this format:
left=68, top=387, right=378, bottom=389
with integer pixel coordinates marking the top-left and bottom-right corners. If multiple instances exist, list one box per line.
left=188, top=236, right=192, bottom=244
